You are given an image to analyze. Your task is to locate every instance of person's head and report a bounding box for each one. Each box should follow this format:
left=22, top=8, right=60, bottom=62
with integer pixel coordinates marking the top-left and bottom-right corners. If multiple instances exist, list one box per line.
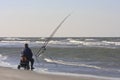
left=25, top=43, right=28, bottom=48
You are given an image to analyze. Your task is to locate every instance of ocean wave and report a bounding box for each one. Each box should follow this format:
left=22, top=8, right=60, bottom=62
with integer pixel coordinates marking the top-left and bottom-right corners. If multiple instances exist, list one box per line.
left=1, top=40, right=30, bottom=43
left=48, top=38, right=120, bottom=48
left=0, top=37, right=120, bottom=48
left=44, top=58, right=102, bottom=70
left=0, top=54, right=11, bottom=67
left=0, top=41, right=30, bottom=47
left=0, top=54, right=7, bottom=60
left=3, top=37, right=24, bottom=41
left=84, top=39, right=99, bottom=42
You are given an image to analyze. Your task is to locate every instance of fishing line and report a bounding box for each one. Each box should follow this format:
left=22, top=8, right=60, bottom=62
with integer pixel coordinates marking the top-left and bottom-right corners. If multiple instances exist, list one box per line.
left=36, top=14, right=71, bottom=57
left=34, top=14, right=71, bottom=67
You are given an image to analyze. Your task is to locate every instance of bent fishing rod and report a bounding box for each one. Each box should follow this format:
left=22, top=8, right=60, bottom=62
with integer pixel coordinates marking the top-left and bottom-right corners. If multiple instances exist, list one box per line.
left=35, top=14, right=71, bottom=57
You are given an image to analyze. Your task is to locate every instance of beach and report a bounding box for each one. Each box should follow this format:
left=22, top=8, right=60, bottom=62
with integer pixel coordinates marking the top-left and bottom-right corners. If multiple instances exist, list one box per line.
left=0, top=66, right=110, bottom=80
left=0, top=37, right=120, bottom=80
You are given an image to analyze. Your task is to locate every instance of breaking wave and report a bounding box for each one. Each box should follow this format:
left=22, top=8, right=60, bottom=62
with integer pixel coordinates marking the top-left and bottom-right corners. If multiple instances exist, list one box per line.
left=44, top=58, right=102, bottom=70
left=0, top=37, right=120, bottom=48
left=0, top=54, right=11, bottom=67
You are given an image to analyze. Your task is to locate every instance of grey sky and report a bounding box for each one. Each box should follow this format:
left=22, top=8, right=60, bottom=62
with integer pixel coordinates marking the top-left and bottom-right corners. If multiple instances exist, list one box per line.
left=0, top=0, right=120, bottom=37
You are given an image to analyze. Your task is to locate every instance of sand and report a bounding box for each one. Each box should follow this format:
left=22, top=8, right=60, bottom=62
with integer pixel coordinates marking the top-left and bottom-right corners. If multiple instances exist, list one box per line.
left=0, top=67, right=114, bottom=80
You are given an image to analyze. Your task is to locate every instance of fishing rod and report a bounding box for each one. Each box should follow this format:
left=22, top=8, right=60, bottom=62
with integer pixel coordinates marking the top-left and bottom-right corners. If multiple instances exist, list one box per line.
left=35, top=14, right=71, bottom=57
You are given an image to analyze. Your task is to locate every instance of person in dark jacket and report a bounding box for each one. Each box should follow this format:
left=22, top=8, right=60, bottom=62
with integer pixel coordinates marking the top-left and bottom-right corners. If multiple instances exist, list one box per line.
left=22, top=43, right=34, bottom=70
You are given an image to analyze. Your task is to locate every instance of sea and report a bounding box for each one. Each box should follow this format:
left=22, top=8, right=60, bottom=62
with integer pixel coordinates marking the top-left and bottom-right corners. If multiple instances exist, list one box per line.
left=0, top=37, right=120, bottom=79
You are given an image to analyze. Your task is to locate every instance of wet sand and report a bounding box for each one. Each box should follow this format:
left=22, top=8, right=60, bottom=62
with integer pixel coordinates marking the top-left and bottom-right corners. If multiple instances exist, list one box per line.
left=0, top=67, right=112, bottom=80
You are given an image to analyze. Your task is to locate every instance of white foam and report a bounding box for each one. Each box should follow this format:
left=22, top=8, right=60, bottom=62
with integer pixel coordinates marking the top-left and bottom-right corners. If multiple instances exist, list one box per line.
left=3, top=37, right=22, bottom=41
left=0, top=37, right=120, bottom=48
left=0, top=54, right=11, bottom=67
left=44, top=58, right=102, bottom=69
left=0, top=54, right=7, bottom=60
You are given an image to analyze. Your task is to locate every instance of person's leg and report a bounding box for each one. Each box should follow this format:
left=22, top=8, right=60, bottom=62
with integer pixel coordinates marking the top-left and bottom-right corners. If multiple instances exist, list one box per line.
left=30, top=58, right=34, bottom=69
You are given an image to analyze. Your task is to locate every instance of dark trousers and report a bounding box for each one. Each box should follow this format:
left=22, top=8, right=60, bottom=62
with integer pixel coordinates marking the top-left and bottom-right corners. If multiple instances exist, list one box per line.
left=29, top=58, right=34, bottom=68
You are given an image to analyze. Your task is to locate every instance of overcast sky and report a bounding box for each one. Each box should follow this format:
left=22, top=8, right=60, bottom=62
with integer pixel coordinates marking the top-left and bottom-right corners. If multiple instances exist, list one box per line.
left=0, top=0, right=120, bottom=37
